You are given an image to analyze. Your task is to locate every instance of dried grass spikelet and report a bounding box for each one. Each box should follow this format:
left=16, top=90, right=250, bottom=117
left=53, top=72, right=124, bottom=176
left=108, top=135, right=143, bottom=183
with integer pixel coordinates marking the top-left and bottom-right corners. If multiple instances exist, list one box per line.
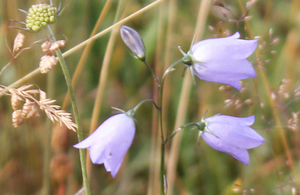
left=12, top=110, right=24, bottom=128
left=39, top=89, right=47, bottom=101
left=13, top=32, right=25, bottom=53
left=22, top=99, right=34, bottom=118
left=50, top=154, right=73, bottom=183
left=3, top=85, right=77, bottom=131
left=50, top=40, right=66, bottom=52
left=11, top=92, right=20, bottom=110
left=41, top=41, right=54, bottom=55
left=39, top=55, right=57, bottom=74
left=22, top=99, right=39, bottom=119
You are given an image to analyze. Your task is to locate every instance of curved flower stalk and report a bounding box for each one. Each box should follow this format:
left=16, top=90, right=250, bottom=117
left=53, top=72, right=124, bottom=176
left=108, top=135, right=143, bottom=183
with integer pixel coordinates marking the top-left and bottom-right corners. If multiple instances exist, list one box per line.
left=74, top=113, right=136, bottom=178
left=181, top=32, right=258, bottom=90
left=198, top=114, right=264, bottom=165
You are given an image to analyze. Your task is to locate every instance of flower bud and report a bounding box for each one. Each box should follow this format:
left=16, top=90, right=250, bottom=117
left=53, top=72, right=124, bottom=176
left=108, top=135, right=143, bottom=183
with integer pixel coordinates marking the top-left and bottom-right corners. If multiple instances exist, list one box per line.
left=25, top=3, right=57, bottom=32
left=120, top=25, right=146, bottom=61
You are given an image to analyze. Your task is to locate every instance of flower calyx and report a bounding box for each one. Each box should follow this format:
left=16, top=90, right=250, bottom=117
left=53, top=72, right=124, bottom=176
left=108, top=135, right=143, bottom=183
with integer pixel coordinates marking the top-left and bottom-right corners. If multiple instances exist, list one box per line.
left=178, top=46, right=194, bottom=66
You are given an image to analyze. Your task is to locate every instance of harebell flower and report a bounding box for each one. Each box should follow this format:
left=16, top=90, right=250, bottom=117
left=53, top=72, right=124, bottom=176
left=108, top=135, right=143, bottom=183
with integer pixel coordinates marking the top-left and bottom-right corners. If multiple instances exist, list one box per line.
left=181, top=32, right=258, bottom=90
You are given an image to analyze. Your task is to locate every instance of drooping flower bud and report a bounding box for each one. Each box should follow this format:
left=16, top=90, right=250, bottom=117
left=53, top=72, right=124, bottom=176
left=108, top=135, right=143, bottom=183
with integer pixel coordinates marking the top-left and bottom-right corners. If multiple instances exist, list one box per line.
left=120, top=25, right=146, bottom=61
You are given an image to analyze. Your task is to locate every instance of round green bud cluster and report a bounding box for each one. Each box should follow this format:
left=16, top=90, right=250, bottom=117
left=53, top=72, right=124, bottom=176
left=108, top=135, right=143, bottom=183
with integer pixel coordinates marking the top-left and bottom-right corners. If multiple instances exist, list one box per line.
left=25, top=4, right=57, bottom=32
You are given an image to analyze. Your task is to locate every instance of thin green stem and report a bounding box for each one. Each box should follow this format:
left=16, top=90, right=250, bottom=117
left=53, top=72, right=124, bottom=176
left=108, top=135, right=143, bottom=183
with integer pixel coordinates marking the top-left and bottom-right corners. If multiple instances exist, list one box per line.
left=158, top=59, right=183, bottom=195
left=144, top=61, right=161, bottom=87
left=133, top=99, right=160, bottom=113
left=47, top=26, right=91, bottom=195
left=42, top=65, right=55, bottom=195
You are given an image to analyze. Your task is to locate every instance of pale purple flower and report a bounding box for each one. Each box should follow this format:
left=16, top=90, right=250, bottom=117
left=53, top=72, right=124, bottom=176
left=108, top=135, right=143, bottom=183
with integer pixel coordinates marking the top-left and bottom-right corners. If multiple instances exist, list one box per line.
left=199, top=114, right=264, bottom=165
left=185, top=32, right=258, bottom=90
left=74, top=113, right=135, bottom=178
left=120, top=25, right=146, bottom=61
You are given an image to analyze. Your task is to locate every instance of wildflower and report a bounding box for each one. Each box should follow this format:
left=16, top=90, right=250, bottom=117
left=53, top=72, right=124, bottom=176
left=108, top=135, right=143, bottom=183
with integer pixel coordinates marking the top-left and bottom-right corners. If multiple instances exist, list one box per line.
left=181, top=32, right=258, bottom=90
left=197, top=114, right=264, bottom=165
left=120, top=25, right=146, bottom=61
left=25, top=3, right=58, bottom=32
left=10, top=2, right=63, bottom=32
left=74, top=113, right=136, bottom=178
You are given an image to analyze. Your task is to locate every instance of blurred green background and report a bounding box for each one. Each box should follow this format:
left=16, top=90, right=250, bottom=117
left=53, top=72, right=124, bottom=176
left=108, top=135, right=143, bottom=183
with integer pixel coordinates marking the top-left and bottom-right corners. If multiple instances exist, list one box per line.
left=1, top=0, right=300, bottom=194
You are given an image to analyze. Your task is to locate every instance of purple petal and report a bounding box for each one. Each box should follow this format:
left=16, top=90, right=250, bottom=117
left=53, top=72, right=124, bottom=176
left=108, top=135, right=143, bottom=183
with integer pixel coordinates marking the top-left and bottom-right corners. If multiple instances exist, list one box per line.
left=206, top=115, right=255, bottom=126
left=90, top=144, right=106, bottom=164
left=73, top=113, right=135, bottom=178
left=207, top=123, right=265, bottom=149
left=120, top=25, right=145, bottom=60
left=193, top=59, right=257, bottom=90
left=191, top=32, right=258, bottom=61
left=201, top=132, right=250, bottom=165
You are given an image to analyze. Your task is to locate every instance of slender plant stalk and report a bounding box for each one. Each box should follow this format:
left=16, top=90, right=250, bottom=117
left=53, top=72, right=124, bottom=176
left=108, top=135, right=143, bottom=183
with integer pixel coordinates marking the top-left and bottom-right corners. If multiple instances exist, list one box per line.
left=46, top=26, right=91, bottom=195
left=158, top=59, right=182, bottom=195
left=42, top=63, right=55, bottom=195
left=166, top=0, right=211, bottom=194
left=148, top=2, right=166, bottom=194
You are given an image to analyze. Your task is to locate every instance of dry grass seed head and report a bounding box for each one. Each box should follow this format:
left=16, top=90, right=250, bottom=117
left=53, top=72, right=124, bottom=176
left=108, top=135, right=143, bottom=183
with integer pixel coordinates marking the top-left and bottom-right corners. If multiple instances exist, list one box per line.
left=13, top=32, right=25, bottom=53
left=22, top=99, right=39, bottom=119
left=11, top=92, right=20, bottom=110
left=50, top=40, right=66, bottom=52
left=12, top=110, right=24, bottom=128
left=6, top=85, right=77, bottom=131
left=41, top=41, right=54, bottom=55
left=39, top=55, right=57, bottom=74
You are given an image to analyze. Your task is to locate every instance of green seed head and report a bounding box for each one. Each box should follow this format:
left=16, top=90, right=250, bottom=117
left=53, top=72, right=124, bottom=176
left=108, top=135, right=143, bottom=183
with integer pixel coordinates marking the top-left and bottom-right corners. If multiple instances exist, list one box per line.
left=25, top=3, right=57, bottom=32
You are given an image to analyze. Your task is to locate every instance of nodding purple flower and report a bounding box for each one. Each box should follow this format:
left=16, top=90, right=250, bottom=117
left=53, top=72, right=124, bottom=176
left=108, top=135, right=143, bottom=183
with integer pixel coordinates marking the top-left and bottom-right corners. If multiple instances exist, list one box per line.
left=181, top=32, right=258, bottom=90
left=120, top=25, right=146, bottom=61
left=74, top=113, right=135, bottom=178
left=197, top=114, right=264, bottom=165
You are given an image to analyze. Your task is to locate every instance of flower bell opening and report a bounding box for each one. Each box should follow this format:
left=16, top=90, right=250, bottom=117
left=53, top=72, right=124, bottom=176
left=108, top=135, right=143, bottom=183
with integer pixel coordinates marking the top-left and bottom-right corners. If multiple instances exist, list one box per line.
left=73, top=113, right=136, bottom=178
left=199, top=114, right=264, bottom=165
left=181, top=32, right=258, bottom=90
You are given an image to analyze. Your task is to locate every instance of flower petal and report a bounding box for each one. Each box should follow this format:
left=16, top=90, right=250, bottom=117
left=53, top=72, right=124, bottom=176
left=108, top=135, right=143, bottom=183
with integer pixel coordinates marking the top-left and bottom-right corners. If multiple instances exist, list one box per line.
left=207, top=123, right=265, bottom=149
left=206, top=115, right=255, bottom=126
left=201, top=132, right=250, bottom=165
left=73, top=113, right=136, bottom=178
left=191, top=32, right=258, bottom=61
left=90, top=144, right=106, bottom=164
left=193, top=59, right=257, bottom=90
left=104, top=140, right=134, bottom=178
